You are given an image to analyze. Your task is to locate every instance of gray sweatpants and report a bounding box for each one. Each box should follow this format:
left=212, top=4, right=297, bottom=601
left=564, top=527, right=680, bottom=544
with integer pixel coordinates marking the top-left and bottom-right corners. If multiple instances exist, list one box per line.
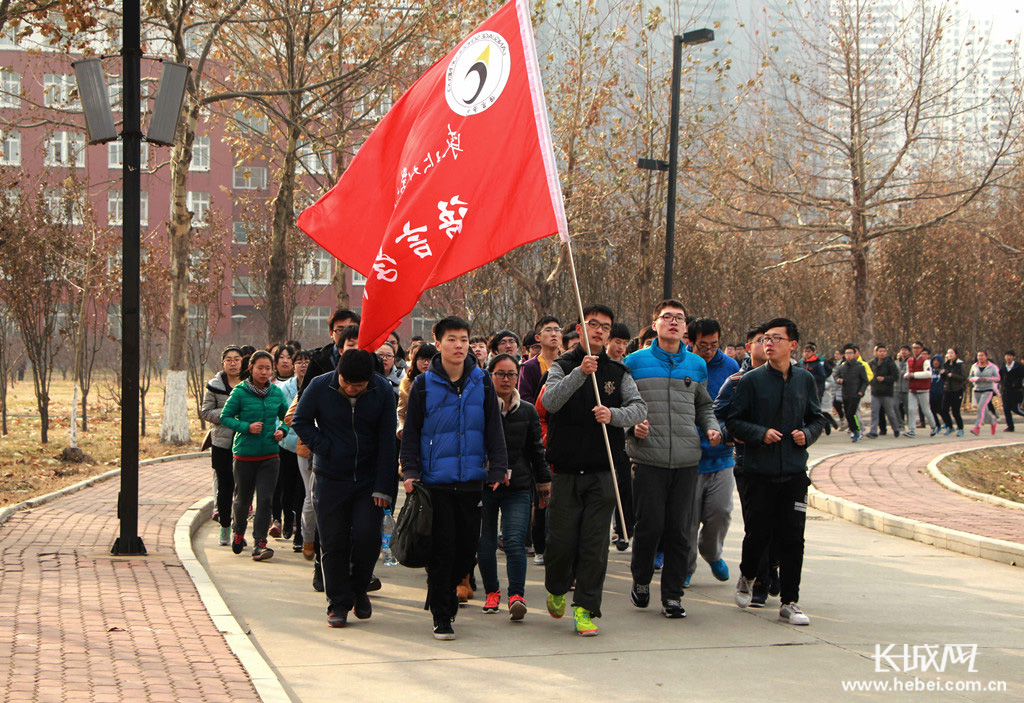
left=870, top=395, right=901, bottom=435
left=232, top=457, right=280, bottom=542
left=907, top=390, right=936, bottom=430
left=686, top=468, right=735, bottom=577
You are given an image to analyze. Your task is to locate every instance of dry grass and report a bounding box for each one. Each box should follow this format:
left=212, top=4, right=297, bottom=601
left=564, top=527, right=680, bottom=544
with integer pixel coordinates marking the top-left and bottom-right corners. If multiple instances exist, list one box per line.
left=0, top=372, right=204, bottom=507
left=937, top=445, right=1024, bottom=505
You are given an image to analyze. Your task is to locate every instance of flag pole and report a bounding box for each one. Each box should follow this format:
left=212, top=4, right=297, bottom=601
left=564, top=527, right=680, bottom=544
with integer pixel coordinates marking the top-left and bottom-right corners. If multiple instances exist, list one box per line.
left=562, top=237, right=630, bottom=542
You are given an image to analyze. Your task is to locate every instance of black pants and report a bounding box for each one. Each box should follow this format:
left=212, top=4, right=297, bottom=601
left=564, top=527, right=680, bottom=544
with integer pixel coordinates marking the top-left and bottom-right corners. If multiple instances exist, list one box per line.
left=232, top=457, right=279, bottom=542
left=211, top=445, right=234, bottom=529
left=426, top=488, right=482, bottom=622
left=734, top=469, right=775, bottom=584
left=612, top=459, right=634, bottom=541
left=531, top=506, right=547, bottom=555
left=545, top=472, right=616, bottom=616
left=739, top=473, right=809, bottom=605
left=930, top=394, right=944, bottom=428
left=272, top=448, right=301, bottom=527
left=312, top=474, right=382, bottom=613
left=630, top=464, right=697, bottom=603
left=940, top=390, right=964, bottom=430
left=843, top=396, right=861, bottom=434
left=1004, top=391, right=1024, bottom=430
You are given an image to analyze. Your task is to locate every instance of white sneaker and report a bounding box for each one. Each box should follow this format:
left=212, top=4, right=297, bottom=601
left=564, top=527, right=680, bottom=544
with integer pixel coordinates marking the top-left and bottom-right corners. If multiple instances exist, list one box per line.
left=779, top=602, right=810, bottom=625
left=735, top=575, right=756, bottom=608
left=533, top=553, right=545, bottom=565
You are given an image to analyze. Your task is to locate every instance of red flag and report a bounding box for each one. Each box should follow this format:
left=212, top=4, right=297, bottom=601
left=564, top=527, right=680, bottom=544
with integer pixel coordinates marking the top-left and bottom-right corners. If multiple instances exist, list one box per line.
left=296, top=0, right=567, bottom=350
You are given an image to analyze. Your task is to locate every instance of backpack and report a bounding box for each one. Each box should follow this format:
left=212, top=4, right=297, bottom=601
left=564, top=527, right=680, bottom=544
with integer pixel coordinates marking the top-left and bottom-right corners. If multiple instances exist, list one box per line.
left=391, top=481, right=433, bottom=568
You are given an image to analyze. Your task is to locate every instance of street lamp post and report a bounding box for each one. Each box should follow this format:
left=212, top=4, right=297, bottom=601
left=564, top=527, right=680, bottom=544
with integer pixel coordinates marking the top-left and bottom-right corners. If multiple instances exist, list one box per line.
left=638, top=28, right=714, bottom=301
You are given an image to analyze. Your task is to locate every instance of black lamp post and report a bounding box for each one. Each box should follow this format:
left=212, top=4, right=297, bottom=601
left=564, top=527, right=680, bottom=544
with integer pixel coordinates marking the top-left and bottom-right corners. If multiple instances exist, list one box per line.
left=74, top=0, right=189, bottom=556
left=638, top=27, right=714, bottom=301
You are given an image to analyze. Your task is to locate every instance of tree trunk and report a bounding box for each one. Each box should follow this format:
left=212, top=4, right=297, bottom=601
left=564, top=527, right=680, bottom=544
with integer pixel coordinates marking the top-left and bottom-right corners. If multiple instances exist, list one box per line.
left=160, top=99, right=200, bottom=444
left=850, top=239, right=874, bottom=346
left=140, top=387, right=147, bottom=438
left=267, top=126, right=300, bottom=344
left=332, top=263, right=350, bottom=309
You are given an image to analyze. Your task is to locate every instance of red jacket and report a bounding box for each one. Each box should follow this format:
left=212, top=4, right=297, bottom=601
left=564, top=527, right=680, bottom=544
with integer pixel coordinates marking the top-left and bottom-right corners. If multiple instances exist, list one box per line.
left=907, top=354, right=930, bottom=392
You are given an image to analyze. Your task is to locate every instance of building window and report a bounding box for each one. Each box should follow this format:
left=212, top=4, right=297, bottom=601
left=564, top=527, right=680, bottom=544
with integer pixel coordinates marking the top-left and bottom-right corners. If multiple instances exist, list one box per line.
left=297, top=141, right=332, bottom=175
left=43, top=188, right=85, bottom=225
left=43, top=74, right=80, bottom=110
left=107, top=140, right=148, bottom=169
left=186, top=191, right=210, bottom=227
left=108, top=191, right=122, bottom=225
left=107, top=304, right=122, bottom=339
left=233, top=110, right=267, bottom=134
left=140, top=191, right=149, bottom=226
left=44, top=131, right=86, bottom=168
left=232, top=275, right=253, bottom=298
left=233, top=221, right=249, bottom=244
left=191, top=135, right=210, bottom=171
left=233, top=164, right=268, bottom=190
left=300, top=250, right=332, bottom=285
left=0, top=130, right=20, bottom=166
left=293, top=305, right=330, bottom=339
left=0, top=71, right=20, bottom=108
left=352, top=269, right=367, bottom=286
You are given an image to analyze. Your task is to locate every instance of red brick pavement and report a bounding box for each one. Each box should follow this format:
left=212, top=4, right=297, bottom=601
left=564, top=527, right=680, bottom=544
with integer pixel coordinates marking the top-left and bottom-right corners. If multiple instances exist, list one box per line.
left=0, top=457, right=260, bottom=702
left=811, top=440, right=1024, bottom=545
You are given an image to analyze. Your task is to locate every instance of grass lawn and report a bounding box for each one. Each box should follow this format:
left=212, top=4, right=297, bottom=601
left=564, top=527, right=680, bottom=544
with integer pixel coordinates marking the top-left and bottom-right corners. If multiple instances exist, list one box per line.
left=937, top=444, right=1024, bottom=505
left=0, top=372, right=205, bottom=507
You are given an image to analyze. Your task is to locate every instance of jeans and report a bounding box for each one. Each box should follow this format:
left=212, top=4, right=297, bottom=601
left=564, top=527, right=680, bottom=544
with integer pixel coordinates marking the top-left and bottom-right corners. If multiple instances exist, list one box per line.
left=478, top=489, right=532, bottom=598
left=232, top=457, right=280, bottom=542
left=296, top=454, right=316, bottom=542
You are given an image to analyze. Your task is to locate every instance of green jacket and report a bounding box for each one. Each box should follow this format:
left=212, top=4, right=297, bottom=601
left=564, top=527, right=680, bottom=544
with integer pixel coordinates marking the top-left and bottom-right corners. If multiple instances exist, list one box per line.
left=220, top=381, right=290, bottom=458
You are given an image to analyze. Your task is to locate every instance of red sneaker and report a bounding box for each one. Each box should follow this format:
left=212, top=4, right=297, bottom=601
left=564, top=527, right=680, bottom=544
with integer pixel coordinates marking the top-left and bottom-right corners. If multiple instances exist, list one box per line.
left=508, top=595, right=527, bottom=621
left=482, top=591, right=501, bottom=613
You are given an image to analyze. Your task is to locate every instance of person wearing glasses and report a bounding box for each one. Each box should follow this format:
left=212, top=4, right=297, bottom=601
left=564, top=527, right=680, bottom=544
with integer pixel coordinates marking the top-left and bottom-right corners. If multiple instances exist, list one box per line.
left=543, top=304, right=647, bottom=636
left=477, top=353, right=551, bottom=621
left=375, top=341, right=402, bottom=397
left=623, top=302, right=721, bottom=620
left=518, top=316, right=562, bottom=404
left=727, top=318, right=826, bottom=626
left=301, top=309, right=361, bottom=392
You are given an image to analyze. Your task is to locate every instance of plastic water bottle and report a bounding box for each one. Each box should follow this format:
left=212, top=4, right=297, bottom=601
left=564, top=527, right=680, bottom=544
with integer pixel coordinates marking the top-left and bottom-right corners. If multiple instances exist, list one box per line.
left=381, top=509, right=398, bottom=566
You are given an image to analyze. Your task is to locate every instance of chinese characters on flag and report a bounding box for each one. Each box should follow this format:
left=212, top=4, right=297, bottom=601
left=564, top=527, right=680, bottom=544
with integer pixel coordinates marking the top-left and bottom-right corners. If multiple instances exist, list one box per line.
left=296, top=0, right=568, bottom=350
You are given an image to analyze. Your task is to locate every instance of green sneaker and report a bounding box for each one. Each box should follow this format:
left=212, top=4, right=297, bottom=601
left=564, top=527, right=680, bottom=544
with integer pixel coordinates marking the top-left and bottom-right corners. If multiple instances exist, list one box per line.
left=546, top=592, right=566, bottom=619
left=572, top=606, right=598, bottom=636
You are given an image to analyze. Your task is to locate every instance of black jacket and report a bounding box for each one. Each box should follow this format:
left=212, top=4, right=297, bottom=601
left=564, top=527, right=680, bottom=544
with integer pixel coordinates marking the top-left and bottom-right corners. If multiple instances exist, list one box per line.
left=868, top=357, right=898, bottom=397
left=301, top=342, right=338, bottom=393
left=999, top=361, right=1024, bottom=397
left=941, top=359, right=967, bottom=393
left=499, top=391, right=551, bottom=492
left=835, top=359, right=869, bottom=399
left=726, top=363, right=826, bottom=481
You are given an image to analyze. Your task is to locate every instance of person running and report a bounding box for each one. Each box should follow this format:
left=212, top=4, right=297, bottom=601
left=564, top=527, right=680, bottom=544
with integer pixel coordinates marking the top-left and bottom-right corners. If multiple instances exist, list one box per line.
left=543, top=304, right=647, bottom=636
left=400, top=316, right=508, bottom=641
left=867, top=344, right=901, bottom=438
left=200, top=345, right=244, bottom=546
left=291, top=349, right=398, bottom=628
left=939, top=348, right=967, bottom=436
left=728, top=318, right=826, bottom=626
left=998, top=351, right=1024, bottom=432
left=219, top=350, right=291, bottom=561
left=684, top=317, right=737, bottom=587
left=905, top=341, right=939, bottom=437
left=836, top=344, right=868, bottom=442
left=969, top=350, right=1001, bottom=435
left=478, top=354, right=551, bottom=621
left=929, top=354, right=946, bottom=433
left=270, top=345, right=300, bottom=540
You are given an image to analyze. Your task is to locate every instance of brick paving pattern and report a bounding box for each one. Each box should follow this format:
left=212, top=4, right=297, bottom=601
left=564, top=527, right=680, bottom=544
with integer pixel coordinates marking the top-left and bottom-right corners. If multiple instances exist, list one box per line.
left=0, top=457, right=260, bottom=702
left=811, top=440, right=1024, bottom=545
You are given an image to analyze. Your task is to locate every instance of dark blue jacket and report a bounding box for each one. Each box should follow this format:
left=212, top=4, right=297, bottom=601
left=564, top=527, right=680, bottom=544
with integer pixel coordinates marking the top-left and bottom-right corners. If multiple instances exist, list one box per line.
left=291, top=370, right=398, bottom=501
left=714, top=357, right=751, bottom=470
left=400, top=355, right=507, bottom=488
left=699, top=349, right=739, bottom=473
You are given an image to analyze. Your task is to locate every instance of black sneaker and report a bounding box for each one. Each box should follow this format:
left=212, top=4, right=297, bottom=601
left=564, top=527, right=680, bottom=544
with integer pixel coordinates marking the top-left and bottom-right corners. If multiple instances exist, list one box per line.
left=327, top=608, right=347, bottom=628
left=367, top=574, right=382, bottom=592
left=432, top=618, right=456, bottom=640
left=750, top=580, right=768, bottom=608
left=252, top=540, right=274, bottom=561
left=768, top=567, right=781, bottom=598
left=354, top=593, right=372, bottom=620
left=312, top=566, right=324, bottom=592
left=661, top=599, right=686, bottom=619
left=231, top=533, right=247, bottom=555
left=630, top=581, right=650, bottom=608
left=283, top=522, right=293, bottom=540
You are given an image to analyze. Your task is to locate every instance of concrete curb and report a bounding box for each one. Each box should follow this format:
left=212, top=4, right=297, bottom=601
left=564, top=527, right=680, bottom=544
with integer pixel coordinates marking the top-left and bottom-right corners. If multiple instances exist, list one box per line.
left=174, top=498, right=293, bottom=703
left=0, top=451, right=208, bottom=527
left=808, top=454, right=1024, bottom=569
left=925, top=442, right=1024, bottom=513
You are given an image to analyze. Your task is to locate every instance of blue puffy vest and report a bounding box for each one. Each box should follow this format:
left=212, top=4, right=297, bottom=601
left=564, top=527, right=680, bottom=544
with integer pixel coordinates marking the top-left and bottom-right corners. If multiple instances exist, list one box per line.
left=419, top=366, right=489, bottom=484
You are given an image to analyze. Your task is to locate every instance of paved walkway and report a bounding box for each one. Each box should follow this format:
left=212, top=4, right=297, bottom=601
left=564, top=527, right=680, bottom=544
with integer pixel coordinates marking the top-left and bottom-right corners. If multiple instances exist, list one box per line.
left=811, top=439, right=1024, bottom=545
left=0, top=456, right=259, bottom=703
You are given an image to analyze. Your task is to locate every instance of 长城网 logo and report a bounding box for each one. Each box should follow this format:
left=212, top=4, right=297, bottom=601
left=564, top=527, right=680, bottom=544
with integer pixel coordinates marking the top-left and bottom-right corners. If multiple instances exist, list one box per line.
left=445, top=31, right=511, bottom=116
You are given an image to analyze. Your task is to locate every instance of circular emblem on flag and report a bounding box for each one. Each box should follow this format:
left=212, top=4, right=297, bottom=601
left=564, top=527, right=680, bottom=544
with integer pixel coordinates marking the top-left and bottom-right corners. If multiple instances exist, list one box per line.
left=445, top=31, right=511, bottom=116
